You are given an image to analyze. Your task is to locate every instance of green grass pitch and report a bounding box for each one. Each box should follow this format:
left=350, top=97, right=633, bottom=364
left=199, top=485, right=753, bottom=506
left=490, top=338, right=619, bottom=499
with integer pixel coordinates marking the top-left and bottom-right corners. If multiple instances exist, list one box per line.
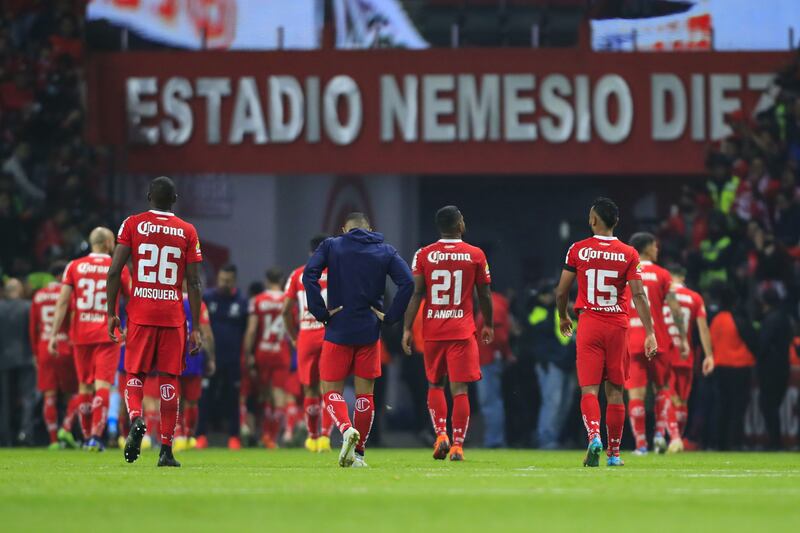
left=1, top=448, right=799, bottom=532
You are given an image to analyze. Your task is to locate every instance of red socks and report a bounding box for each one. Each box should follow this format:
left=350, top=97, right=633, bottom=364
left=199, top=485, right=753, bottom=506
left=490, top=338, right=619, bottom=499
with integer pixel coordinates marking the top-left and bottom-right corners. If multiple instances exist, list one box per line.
left=606, top=403, right=625, bottom=457
left=158, top=375, right=179, bottom=446
left=628, top=398, right=647, bottom=449
left=676, top=404, right=688, bottom=435
left=124, top=374, right=144, bottom=420
left=62, top=394, right=80, bottom=432
left=90, top=388, right=110, bottom=438
left=666, top=396, right=681, bottom=441
left=78, top=393, right=93, bottom=439
left=239, top=398, right=249, bottom=431
left=320, top=402, right=333, bottom=437
left=427, top=387, right=448, bottom=437
left=285, top=402, right=300, bottom=434
left=323, top=391, right=352, bottom=434
left=184, top=403, right=199, bottom=438
left=44, top=395, right=58, bottom=443
left=304, top=397, right=321, bottom=438
left=354, top=394, right=374, bottom=454
left=451, top=393, right=470, bottom=446
left=580, top=393, right=601, bottom=442
left=655, top=390, right=670, bottom=438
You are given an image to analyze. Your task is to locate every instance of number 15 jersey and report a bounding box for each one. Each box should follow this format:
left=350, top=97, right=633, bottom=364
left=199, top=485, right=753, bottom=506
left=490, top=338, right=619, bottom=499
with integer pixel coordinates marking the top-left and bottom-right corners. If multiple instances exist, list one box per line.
left=412, top=239, right=491, bottom=341
left=564, top=235, right=641, bottom=328
left=118, top=209, right=203, bottom=328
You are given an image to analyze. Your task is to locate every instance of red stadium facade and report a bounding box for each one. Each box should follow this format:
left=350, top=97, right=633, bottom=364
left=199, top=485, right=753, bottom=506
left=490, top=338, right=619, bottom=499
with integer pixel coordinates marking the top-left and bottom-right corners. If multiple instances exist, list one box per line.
left=86, top=49, right=790, bottom=175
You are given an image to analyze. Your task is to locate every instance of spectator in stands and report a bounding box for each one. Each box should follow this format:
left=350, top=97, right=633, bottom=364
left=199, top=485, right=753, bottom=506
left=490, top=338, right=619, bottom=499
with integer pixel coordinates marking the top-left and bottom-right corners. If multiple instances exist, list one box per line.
left=756, top=288, right=793, bottom=450
left=198, top=264, right=248, bottom=450
left=527, top=281, right=576, bottom=450
left=709, top=284, right=756, bottom=451
left=697, top=211, right=734, bottom=291
left=706, top=153, right=739, bottom=215
left=0, top=278, right=36, bottom=446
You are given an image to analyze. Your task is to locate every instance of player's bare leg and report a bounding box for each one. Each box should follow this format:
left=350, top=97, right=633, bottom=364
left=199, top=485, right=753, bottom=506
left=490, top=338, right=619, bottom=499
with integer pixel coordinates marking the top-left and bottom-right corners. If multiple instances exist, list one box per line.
left=580, top=384, right=603, bottom=467
left=427, top=380, right=450, bottom=460
left=449, top=381, right=470, bottom=461
left=605, top=382, right=626, bottom=466
left=322, top=379, right=360, bottom=467
left=628, top=386, right=649, bottom=454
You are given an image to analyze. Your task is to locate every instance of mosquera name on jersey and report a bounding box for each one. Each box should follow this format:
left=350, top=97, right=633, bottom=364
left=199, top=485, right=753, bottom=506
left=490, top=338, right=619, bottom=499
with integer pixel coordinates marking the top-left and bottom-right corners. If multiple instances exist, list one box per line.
left=63, top=253, right=129, bottom=345
left=286, top=266, right=327, bottom=332
left=412, top=239, right=491, bottom=341
left=117, top=209, right=202, bottom=328
left=249, top=290, right=287, bottom=355
left=564, top=235, right=642, bottom=327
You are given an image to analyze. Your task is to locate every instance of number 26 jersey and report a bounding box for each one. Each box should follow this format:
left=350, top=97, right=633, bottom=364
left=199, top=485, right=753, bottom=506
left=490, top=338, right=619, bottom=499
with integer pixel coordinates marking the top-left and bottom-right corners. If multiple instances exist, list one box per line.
left=412, top=239, right=491, bottom=342
left=117, top=209, right=203, bottom=328
left=564, top=235, right=641, bottom=328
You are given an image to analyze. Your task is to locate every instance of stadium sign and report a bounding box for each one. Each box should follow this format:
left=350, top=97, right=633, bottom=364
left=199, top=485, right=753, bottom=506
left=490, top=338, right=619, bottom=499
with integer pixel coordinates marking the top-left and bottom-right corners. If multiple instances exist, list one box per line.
left=87, top=50, right=790, bottom=175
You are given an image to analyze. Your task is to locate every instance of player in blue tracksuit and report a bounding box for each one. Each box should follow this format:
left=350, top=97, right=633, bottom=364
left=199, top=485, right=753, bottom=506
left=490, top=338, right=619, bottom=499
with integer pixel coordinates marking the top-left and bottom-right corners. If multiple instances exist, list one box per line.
left=303, top=212, right=413, bottom=467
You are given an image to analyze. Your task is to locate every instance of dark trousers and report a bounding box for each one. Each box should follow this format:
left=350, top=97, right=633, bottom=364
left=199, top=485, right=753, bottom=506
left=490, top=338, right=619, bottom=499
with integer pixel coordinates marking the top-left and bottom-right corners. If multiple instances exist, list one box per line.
left=0, top=366, right=37, bottom=446
left=197, top=364, right=240, bottom=438
left=758, top=371, right=788, bottom=450
left=712, top=366, right=751, bottom=451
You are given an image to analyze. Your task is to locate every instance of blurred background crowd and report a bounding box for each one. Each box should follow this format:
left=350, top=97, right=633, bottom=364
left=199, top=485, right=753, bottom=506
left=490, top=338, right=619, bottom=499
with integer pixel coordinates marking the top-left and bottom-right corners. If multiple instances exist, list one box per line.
left=1, top=1, right=799, bottom=451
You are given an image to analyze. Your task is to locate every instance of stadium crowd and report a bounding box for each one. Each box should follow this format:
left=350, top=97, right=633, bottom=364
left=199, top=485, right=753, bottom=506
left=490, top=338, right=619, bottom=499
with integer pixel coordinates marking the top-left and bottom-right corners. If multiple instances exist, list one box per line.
left=1, top=2, right=799, bottom=452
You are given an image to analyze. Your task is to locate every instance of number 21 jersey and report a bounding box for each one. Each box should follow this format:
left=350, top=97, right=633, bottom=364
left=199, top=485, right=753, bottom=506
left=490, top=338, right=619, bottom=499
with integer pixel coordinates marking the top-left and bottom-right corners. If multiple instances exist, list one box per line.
left=564, top=235, right=641, bottom=327
left=117, top=209, right=202, bottom=327
left=412, top=239, right=491, bottom=341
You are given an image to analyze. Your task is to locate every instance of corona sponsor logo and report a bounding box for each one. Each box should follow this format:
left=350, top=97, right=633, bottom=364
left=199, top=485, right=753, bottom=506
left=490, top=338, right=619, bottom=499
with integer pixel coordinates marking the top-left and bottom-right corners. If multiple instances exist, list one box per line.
left=578, top=247, right=626, bottom=262
left=427, top=251, right=472, bottom=264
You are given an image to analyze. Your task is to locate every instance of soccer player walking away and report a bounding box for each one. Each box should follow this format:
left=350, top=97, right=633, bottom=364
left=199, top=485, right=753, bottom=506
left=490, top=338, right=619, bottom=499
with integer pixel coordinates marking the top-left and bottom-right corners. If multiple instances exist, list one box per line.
left=556, top=198, right=658, bottom=467
left=50, top=227, right=130, bottom=451
left=244, top=268, right=293, bottom=449
left=402, top=206, right=494, bottom=461
left=625, top=233, right=689, bottom=455
left=282, top=235, right=333, bottom=453
left=664, top=265, right=714, bottom=443
left=106, top=176, right=204, bottom=467
left=32, top=261, right=80, bottom=449
left=304, top=213, right=413, bottom=468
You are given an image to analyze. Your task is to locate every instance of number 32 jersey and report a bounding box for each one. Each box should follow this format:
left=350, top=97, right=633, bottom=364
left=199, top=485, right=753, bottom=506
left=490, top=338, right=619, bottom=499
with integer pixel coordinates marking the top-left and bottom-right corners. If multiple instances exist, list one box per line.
left=118, top=209, right=202, bottom=328
left=412, top=239, right=491, bottom=341
left=564, top=235, right=641, bottom=328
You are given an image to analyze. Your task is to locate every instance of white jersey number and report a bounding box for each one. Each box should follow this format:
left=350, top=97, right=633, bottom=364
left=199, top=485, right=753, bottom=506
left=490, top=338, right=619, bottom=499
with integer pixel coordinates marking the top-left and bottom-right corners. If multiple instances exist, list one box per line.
left=430, top=269, right=463, bottom=306
left=76, top=278, right=107, bottom=311
left=585, top=269, right=618, bottom=306
left=138, top=244, right=182, bottom=285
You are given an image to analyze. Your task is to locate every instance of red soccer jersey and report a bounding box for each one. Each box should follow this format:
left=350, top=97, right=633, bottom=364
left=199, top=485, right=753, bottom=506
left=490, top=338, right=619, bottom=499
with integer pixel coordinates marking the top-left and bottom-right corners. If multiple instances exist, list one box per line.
left=564, top=235, right=641, bottom=328
left=29, top=281, right=70, bottom=356
left=664, top=284, right=706, bottom=368
left=63, top=253, right=130, bottom=345
left=626, top=261, right=673, bottom=354
left=117, top=209, right=202, bottom=328
left=249, top=289, right=289, bottom=359
left=412, top=239, right=491, bottom=342
left=284, top=266, right=326, bottom=333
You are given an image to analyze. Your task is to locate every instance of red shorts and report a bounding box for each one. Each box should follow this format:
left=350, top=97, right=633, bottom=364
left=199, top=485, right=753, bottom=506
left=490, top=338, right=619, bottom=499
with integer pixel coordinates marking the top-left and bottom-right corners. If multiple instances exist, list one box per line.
left=180, top=375, right=203, bottom=402
left=125, top=321, right=186, bottom=376
left=576, top=314, right=630, bottom=387
left=671, top=366, right=693, bottom=401
left=625, top=352, right=672, bottom=390
left=36, top=351, right=78, bottom=393
left=297, top=329, right=325, bottom=386
left=423, top=337, right=481, bottom=384
left=144, top=375, right=160, bottom=399
left=73, top=342, right=120, bottom=385
left=256, top=354, right=290, bottom=389
left=320, top=340, right=381, bottom=382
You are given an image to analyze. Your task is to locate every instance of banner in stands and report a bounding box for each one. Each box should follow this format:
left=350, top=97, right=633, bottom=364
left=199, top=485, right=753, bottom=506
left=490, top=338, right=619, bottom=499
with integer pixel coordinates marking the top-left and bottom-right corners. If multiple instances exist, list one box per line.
left=86, top=49, right=790, bottom=175
left=86, top=0, right=319, bottom=50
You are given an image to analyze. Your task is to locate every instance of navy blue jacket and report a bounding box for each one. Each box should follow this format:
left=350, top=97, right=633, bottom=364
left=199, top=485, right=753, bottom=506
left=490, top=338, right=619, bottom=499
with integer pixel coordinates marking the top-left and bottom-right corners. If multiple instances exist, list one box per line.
left=203, top=287, right=247, bottom=369
left=303, top=229, right=413, bottom=345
